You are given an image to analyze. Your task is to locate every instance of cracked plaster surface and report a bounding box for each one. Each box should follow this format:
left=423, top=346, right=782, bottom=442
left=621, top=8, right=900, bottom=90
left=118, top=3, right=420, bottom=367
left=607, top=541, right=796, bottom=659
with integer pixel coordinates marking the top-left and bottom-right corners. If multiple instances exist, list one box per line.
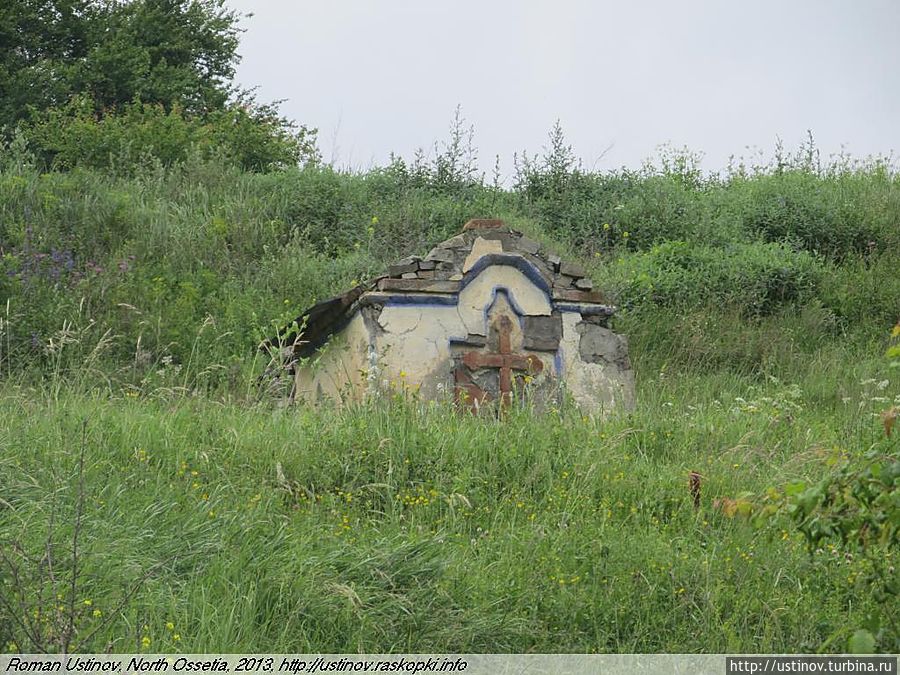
left=458, top=265, right=551, bottom=336
left=294, top=312, right=370, bottom=402
left=558, top=312, right=635, bottom=412
left=462, top=236, right=504, bottom=273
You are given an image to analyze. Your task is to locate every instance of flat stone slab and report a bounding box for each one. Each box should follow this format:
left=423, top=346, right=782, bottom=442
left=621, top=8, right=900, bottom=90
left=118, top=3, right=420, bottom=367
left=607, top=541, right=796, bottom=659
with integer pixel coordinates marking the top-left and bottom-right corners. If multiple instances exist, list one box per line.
left=377, top=278, right=462, bottom=293
left=463, top=236, right=504, bottom=273
left=463, top=219, right=506, bottom=230
left=523, top=313, right=563, bottom=351
left=560, top=261, right=587, bottom=278
left=425, top=248, right=456, bottom=263
left=552, top=288, right=608, bottom=304
left=517, top=237, right=541, bottom=255
left=389, top=262, right=418, bottom=276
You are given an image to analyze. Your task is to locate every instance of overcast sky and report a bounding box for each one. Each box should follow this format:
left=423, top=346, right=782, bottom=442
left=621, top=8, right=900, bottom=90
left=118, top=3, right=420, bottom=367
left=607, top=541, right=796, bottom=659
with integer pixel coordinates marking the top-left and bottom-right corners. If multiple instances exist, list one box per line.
left=227, top=0, right=900, bottom=177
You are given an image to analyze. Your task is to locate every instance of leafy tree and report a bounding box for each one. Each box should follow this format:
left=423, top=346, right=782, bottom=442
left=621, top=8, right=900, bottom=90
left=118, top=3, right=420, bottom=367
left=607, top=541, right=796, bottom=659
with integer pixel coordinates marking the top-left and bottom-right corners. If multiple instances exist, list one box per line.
left=20, top=93, right=318, bottom=172
left=72, top=0, right=242, bottom=116
left=0, top=0, right=242, bottom=128
left=1, top=0, right=318, bottom=171
left=0, top=0, right=97, bottom=127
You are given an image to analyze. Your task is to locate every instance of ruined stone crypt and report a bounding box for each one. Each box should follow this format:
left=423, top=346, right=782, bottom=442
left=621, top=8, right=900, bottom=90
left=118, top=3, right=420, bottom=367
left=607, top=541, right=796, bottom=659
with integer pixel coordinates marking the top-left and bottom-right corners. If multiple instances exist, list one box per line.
left=267, top=219, right=635, bottom=414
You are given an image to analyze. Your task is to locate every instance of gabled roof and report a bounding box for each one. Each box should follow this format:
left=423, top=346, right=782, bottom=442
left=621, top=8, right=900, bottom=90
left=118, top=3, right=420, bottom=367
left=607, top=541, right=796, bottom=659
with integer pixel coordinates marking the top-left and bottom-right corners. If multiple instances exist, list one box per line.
left=263, top=219, right=612, bottom=358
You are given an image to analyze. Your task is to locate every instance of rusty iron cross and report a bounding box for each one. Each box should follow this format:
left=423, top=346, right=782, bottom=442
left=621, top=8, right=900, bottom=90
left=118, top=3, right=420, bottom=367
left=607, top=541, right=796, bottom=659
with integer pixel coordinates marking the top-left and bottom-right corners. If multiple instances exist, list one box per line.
left=459, top=315, right=543, bottom=408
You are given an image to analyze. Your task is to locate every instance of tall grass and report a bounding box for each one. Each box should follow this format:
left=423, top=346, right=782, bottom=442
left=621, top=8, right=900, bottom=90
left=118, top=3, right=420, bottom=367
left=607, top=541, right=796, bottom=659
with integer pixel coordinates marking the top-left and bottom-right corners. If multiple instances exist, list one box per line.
left=1, top=343, right=896, bottom=652
left=0, top=132, right=898, bottom=652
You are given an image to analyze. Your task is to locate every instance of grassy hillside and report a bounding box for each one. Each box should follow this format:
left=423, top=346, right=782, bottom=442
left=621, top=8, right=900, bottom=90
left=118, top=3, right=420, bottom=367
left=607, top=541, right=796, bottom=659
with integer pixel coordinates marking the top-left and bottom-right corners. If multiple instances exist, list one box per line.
left=0, top=135, right=898, bottom=653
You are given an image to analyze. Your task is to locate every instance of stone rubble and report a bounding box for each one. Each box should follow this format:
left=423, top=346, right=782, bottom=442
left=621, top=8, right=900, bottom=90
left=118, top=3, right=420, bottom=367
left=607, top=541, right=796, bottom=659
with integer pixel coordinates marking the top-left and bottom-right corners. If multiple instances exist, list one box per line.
left=379, top=219, right=607, bottom=304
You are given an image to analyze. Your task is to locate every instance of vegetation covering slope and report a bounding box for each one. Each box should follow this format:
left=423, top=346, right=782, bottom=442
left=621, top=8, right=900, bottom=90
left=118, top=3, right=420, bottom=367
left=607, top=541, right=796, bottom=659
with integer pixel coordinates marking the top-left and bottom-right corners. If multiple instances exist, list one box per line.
left=1, top=127, right=898, bottom=654
left=0, top=0, right=897, bottom=655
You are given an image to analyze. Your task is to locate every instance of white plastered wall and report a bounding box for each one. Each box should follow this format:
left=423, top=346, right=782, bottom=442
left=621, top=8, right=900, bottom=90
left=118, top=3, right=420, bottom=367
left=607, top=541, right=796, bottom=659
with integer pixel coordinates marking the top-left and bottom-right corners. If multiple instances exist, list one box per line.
left=558, top=311, right=636, bottom=413
left=294, top=312, right=371, bottom=402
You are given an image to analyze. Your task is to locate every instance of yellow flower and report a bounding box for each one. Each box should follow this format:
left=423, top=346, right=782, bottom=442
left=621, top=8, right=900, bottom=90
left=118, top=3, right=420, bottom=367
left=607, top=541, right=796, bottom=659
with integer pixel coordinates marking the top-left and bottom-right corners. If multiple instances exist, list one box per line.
left=83, top=599, right=92, bottom=606
left=173, top=634, right=181, bottom=642
left=622, top=231, right=630, bottom=238
left=166, top=622, right=175, bottom=631
left=603, top=223, right=610, bottom=230
left=92, top=609, right=102, bottom=618
left=371, top=216, right=379, bottom=225
left=399, top=370, right=407, bottom=378
left=141, top=636, right=151, bottom=648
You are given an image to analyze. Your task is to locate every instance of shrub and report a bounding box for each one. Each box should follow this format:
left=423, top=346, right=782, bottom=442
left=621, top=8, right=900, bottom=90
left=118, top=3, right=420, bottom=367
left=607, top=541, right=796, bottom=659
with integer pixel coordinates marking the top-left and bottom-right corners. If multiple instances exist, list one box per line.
left=598, top=240, right=824, bottom=316
left=20, top=95, right=316, bottom=173
left=728, top=168, right=899, bottom=259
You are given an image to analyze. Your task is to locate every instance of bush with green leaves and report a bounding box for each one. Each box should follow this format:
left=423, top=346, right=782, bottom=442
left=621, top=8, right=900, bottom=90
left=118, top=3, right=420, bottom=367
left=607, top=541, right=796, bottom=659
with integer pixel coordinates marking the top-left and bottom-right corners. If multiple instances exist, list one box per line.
left=598, top=240, right=824, bottom=316
left=0, top=0, right=242, bottom=129
left=727, top=168, right=898, bottom=259
left=19, top=95, right=316, bottom=173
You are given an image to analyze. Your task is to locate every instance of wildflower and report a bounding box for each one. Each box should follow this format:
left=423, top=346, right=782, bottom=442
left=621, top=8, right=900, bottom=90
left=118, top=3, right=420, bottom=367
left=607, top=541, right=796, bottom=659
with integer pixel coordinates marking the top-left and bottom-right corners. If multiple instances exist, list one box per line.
left=141, top=636, right=151, bottom=649
left=173, top=634, right=181, bottom=642
left=83, top=599, right=92, bottom=606
left=622, top=231, right=629, bottom=238
left=166, top=622, right=175, bottom=631
left=603, top=223, right=610, bottom=231
left=371, top=216, right=379, bottom=225
left=92, top=609, right=102, bottom=618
